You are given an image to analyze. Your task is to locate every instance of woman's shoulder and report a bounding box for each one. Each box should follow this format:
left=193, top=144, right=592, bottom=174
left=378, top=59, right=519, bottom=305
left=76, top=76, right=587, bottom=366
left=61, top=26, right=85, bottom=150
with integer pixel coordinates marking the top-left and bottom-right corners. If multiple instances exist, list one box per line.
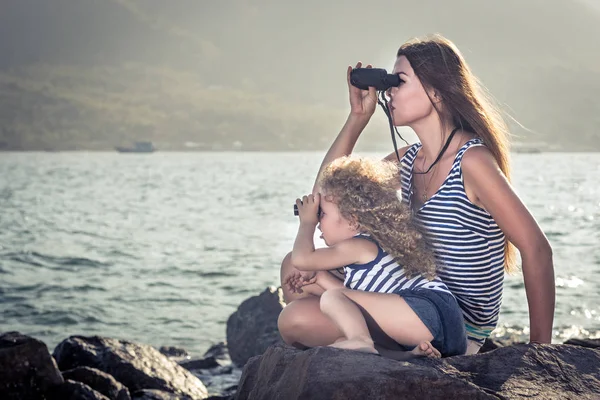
left=460, top=144, right=497, bottom=172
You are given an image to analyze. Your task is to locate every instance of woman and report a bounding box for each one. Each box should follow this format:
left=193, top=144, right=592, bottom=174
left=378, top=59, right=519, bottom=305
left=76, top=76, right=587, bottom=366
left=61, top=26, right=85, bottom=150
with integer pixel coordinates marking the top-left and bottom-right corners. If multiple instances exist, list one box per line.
left=278, top=34, right=555, bottom=355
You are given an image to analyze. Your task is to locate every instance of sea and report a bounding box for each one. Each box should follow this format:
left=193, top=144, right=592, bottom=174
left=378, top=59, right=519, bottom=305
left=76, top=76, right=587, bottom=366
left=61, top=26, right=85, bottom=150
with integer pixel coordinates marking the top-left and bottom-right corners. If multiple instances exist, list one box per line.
left=1, top=151, right=599, bottom=357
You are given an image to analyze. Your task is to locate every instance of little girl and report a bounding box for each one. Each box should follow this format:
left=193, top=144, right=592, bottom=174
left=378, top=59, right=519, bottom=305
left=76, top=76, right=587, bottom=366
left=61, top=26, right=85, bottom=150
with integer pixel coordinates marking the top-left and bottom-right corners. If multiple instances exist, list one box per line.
left=288, top=156, right=467, bottom=357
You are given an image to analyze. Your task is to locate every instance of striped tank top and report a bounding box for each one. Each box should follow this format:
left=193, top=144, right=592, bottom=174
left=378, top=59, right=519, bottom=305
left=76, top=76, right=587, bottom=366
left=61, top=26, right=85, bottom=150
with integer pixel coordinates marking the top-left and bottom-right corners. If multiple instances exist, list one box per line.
left=344, top=234, right=451, bottom=295
left=399, top=138, right=506, bottom=344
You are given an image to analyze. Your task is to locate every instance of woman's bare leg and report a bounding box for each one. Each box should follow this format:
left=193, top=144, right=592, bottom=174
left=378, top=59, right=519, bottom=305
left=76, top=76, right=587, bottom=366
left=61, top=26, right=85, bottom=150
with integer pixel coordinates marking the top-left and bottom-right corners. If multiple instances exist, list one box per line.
left=320, top=288, right=440, bottom=358
left=278, top=252, right=344, bottom=347
left=280, top=252, right=322, bottom=301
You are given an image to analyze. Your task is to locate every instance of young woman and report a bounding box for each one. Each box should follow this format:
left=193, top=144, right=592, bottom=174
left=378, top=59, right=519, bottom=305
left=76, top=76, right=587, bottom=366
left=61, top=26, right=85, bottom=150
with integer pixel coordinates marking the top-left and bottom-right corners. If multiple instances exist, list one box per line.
left=290, top=156, right=467, bottom=358
left=278, top=34, right=555, bottom=355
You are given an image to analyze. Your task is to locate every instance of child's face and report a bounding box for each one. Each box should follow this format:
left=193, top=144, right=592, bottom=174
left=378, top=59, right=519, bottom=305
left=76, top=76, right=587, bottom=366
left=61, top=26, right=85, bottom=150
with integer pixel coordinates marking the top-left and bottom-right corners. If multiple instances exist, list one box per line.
left=317, top=197, right=359, bottom=246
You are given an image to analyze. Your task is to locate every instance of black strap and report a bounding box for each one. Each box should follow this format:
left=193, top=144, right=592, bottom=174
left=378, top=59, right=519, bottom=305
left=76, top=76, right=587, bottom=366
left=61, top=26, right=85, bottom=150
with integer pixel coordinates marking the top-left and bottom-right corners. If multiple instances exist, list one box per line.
left=413, top=126, right=460, bottom=175
left=375, top=91, right=458, bottom=171
left=377, top=91, right=409, bottom=163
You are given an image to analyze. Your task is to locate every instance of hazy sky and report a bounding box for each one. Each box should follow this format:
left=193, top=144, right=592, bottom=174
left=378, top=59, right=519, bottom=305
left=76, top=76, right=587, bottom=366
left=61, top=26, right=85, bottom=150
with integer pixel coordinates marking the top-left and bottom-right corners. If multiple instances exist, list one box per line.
left=1, top=0, right=599, bottom=150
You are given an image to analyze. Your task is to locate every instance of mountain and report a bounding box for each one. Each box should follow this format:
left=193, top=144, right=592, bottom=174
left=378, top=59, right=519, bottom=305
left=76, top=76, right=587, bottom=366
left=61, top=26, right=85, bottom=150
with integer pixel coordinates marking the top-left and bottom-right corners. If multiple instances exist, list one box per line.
left=1, top=0, right=599, bottom=151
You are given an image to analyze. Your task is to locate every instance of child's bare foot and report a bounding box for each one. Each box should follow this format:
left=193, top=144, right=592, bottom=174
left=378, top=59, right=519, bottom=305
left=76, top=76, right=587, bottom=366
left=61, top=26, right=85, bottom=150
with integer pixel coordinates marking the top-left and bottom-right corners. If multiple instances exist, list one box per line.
left=410, top=341, right=441, bottom=358
left=329, top=338, right=379, bottom=355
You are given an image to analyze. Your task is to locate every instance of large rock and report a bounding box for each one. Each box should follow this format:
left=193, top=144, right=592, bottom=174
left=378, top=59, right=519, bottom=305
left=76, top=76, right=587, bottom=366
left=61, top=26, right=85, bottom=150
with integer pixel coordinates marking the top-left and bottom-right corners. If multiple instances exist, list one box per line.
left=48, top=380, right=111, bottom=400
left=53, top=336, right=208, bottom=400
left=226, top=287, right=284, bottom=366
left=0, top=331, right=64, bottom=400
left=235, top=343, right=600, bottom=399
left=62, top=366, right=131, bottom=400
left=564, top=338, right=600, bottom=349
left=132, top=389, right=185, bottom=400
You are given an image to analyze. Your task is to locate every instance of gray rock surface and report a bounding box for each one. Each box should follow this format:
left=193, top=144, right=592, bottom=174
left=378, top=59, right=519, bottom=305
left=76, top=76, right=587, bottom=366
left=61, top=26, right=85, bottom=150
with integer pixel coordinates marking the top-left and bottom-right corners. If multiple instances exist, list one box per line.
left=564, top=338, right=600, bottom=349
left=0, top=331, right=64, bottom=400
left=132, top=389, right=187, bottom=400
left=62, top=366, right=131, bottom=400
left=235, top=343, right=600, bottom=400
left=53, top=335, right=208, bottom=400
left=226, top=287, right=284, bottom=367
left=48, top=379, right=111, bottom=400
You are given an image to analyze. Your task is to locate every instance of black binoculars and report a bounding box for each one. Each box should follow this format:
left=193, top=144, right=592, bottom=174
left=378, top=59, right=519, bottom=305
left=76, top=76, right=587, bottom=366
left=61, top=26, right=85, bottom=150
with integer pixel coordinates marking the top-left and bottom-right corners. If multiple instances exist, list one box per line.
left=293, top=203, right=322, bottom=217
left=350, top=68, right=401, bottom=91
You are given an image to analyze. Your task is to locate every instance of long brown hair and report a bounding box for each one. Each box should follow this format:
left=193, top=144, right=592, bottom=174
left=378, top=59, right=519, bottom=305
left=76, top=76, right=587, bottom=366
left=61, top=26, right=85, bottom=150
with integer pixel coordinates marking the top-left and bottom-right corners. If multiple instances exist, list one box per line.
left=397, top=34, right=517, bottom=272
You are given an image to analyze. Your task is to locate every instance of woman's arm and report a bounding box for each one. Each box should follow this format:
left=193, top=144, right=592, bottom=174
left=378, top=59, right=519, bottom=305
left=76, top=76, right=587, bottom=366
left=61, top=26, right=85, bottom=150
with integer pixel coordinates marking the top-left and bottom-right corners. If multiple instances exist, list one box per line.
left=312, top=113, right=371, bottom=193
left=311, top=64, right=377, bottom=193
left=462, top=147, right=555, bottom=343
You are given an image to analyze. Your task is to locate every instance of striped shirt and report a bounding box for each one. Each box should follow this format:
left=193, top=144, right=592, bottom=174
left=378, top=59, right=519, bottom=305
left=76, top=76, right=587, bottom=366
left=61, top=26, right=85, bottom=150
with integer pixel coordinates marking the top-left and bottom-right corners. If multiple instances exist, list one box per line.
left=344, top=234, right=451, bottom=295
left=399, top=138, right=506, bottom=344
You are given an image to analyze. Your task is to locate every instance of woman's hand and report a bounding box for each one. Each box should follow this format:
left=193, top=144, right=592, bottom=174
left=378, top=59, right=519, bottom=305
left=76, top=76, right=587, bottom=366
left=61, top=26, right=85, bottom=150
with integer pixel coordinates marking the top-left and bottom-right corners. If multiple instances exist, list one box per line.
left=347, top=62, right=378, bottom=118
left=296, top=193, right=321, bottom=226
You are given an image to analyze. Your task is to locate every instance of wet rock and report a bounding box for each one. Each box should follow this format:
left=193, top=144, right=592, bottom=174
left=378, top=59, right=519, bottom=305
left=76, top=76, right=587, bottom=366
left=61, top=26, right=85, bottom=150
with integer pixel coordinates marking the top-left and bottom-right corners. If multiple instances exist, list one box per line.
left=0, top=331, right=64, bottom=400
left=479, top=336, right=525, bottom=353
left=180, top=356, right=221, bottom=371
left=159, top=346, right=189, bottom=359
left=235, top=343, right=600, bottom=399
left=48, top=379, right=110, bottom=400
left=226, top=287, right=284, bottom=366
left=563, top=338, right=600, bottom=349
left=203, top=342, right=230, bottom=363
left=53, top=335, right=208, bottom=400
left=132, top=389, right=186, bottom=400
left=62, top=366, right=131, bottom=400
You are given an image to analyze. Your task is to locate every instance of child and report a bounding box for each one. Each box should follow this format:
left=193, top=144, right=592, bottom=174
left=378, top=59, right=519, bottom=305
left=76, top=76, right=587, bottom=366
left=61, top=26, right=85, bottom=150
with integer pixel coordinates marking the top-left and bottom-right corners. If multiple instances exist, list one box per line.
left=288, top=156, right=467, bottom=357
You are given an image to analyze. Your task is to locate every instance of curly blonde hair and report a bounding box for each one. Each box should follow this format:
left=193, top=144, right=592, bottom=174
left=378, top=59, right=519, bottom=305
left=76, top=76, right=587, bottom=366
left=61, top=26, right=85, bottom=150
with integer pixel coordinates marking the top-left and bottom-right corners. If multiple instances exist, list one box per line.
left=318, top=156, right=437, bottom=279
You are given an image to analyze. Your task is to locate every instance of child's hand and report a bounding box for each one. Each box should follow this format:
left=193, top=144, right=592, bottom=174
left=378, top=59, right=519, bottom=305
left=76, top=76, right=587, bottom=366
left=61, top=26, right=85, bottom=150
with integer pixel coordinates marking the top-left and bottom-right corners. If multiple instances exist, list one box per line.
left=295, top=193, right=321, bottom=226
left=284, top=269, right=317, bottom=294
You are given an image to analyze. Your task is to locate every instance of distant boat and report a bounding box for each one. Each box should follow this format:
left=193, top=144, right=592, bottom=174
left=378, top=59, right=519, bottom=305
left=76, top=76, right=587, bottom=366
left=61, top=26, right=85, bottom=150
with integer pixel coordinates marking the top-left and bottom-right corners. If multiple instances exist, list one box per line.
left=115, top=142, right=156, bottom=153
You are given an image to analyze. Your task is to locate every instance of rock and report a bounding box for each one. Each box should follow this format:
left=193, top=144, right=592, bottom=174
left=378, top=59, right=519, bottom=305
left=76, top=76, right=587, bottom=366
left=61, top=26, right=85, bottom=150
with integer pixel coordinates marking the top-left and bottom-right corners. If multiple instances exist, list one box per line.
left=62, top=366, right=131, bottom=400
left=235, top=343, right=600, bottom=399
left=563, top=338, right=600, bottom=349
left=226, top=287, right=284, bottom=366
left=53, top=336, right=208, bottom=400
left=180, top=356, right=221, bottom=370
left=203, top=342, right=230, bottom=363
left=48, top=379, right=111, bottom=400
left=0, top=331, right=64, bottom=400
left=479, top=337, right=525, bottom=353
left=132, top=389, right=187, bottom=400
left=159, top=346, right=189, bottom=359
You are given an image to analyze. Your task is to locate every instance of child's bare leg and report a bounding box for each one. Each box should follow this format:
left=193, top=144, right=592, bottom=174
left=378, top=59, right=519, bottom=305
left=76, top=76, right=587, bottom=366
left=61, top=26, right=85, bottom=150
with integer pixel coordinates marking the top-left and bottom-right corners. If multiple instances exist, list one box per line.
left=321, top=288, right=441, bottom=358
left=280, top=252, right=322, bottom=301
left=319, top=288, right=378, bottom=354
left=314, top=270, right=346, bottom=291
left=278, top=254, right=347, bottom=347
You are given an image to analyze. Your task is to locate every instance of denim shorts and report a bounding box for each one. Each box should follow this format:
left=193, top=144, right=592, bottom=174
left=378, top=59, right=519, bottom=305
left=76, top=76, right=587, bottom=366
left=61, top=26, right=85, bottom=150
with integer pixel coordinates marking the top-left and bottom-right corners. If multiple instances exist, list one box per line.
left=394, top=288, right=467, bottom=357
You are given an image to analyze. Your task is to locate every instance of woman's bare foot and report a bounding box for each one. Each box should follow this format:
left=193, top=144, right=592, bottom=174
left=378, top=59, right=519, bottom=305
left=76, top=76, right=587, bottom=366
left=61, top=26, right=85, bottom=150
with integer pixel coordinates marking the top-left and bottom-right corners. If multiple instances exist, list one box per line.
left=329, top=338, right=379, bottom=355
left=410, top=341, right=441, bottom=358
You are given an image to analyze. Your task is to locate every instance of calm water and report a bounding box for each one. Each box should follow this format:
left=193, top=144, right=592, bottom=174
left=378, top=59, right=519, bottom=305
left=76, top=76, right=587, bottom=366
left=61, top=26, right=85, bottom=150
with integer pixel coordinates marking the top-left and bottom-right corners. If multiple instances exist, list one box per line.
left=1, top=152, right=599, bottom=356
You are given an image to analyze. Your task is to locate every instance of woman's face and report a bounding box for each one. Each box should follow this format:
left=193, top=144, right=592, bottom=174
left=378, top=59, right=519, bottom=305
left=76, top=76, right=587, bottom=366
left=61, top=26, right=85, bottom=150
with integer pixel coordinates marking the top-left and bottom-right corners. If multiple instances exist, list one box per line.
left=388, top=55, right=436, bottom=127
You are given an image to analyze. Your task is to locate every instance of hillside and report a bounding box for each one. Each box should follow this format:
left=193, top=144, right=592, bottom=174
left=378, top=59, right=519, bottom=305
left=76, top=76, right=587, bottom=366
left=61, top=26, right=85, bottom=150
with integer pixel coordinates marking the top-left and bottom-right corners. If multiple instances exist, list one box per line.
left=1, top=0, right=599, bottom=151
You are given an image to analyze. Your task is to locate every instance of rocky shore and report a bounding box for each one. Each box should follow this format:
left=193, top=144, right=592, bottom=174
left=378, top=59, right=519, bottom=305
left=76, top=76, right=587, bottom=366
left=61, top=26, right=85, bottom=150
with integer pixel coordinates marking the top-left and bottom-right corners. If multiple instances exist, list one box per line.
left=2, top=287, right=599, bottom=399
